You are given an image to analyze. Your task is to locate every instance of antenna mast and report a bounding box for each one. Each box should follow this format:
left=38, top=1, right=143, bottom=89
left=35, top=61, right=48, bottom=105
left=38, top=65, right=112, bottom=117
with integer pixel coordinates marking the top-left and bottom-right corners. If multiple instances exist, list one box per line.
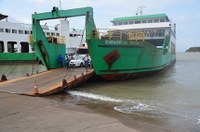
left=59, top=0, right=62, bottom=10
left=137, top=5, right=146, bottom=15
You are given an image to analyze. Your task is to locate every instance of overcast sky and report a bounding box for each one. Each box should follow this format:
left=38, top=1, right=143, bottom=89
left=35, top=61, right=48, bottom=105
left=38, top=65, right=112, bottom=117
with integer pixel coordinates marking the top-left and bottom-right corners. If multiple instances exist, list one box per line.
left=1, top=0, right=200, bottom=52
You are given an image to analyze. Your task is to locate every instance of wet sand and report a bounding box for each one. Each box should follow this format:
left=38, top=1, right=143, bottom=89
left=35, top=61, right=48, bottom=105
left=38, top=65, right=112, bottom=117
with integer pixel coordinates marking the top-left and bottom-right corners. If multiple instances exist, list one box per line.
left=0, top=92, right=140, bottom=132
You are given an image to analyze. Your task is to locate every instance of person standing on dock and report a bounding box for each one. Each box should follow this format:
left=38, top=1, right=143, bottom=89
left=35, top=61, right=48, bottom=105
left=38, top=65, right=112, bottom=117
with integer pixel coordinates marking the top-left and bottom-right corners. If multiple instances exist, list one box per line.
left=57, top=54, right=63, bottom=68
left=65, top=55, right=70, bottom=70
left=84, top=54, right=89, bottom=72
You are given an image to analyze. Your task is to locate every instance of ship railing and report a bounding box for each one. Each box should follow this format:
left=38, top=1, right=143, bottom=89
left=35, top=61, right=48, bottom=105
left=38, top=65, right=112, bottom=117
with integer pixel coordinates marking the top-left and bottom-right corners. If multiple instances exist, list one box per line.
left=42, top=25, right=59, bottom=31
left=96, top=28, right=145, bottom=41
left=47, top=36, right=65, bottom=44
left=29, top=35, right=65, bottom=44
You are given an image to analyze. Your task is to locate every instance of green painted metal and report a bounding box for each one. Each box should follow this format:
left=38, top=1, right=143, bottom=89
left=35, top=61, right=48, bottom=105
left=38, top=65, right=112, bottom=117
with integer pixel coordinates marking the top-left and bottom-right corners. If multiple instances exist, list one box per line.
left=162, top=35, right=170, bottom=54
left=31, top=7, right=175, bottom=80
left=32, top=7, right=97, bottom=70
left=0, top=53, right=36, bottom=61
left=111, top=13, right=167, bottom=22
left=88, top=38, right=175, bottom=80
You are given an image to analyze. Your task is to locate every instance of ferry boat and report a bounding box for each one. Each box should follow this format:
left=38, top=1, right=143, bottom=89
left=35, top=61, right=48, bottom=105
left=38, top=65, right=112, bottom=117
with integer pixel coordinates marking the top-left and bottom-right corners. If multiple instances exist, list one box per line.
left=87, top=8, right=176, bottom=80
left=0, top=13, right=86, bottom=63
left=30, top=6, right=176, bottom=80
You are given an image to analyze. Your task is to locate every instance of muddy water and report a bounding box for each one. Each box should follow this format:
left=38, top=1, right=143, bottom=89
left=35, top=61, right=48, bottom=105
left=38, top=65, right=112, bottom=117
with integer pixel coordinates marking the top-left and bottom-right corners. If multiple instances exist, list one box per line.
left=65, top=52, right=200, bottom=131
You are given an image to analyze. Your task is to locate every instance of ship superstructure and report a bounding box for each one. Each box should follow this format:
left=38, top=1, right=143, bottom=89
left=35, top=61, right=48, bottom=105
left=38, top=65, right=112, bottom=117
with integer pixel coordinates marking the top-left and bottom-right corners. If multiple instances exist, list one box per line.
left=0, top=13, right=85, bottom=62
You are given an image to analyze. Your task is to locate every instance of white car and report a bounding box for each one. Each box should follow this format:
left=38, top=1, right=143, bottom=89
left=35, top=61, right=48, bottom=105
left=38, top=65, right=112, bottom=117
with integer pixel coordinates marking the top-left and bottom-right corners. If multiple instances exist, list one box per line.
left=69, top=54, right=86, bottom=67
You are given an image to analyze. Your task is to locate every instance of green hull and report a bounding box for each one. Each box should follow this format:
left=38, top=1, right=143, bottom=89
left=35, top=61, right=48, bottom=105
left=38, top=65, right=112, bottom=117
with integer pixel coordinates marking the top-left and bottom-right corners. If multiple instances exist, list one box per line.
left=0, top=53, right=36, bottom=62
left=88, top=39, right=176, bottom=80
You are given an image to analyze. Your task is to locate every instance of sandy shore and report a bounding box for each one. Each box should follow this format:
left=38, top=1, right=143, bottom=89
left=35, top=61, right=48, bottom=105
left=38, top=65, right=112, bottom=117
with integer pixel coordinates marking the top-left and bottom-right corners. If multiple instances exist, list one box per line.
left=0, top=92, right=141, bottom=132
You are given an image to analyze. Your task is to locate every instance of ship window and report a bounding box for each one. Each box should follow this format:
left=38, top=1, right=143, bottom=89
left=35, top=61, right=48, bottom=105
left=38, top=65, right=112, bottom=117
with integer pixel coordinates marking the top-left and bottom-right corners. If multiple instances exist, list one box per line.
left=0, top=28, right=4, bottom=32
left=70, top=34, right=73, bottom=37
left=25, top=30, right=29, bottom=34
left=118, top=22, right=122, bottom=25
left=7, top=41, right=17, bottom=53
left=12, top=29, right=17, bottom=34
left=135, top=21, right=141, bottom=24
left=55, top=26, right=58, bottom=31
left=46, top=32, right=50, bottom=36
left=158, top=29, right=165, bottom=37
left=145, top=30, right=150, bottom=37
left=160, top=18, right=165, bottom=22
left=124, top=21, right=128, bottom=25
left=0, top=41, right=4, bottom=52
left=149, top=30, right=155, bottom=37
left=129, top=21, right=133, bottom=24
left=56, top=33, right=59, bottom=36
left=51, top=32, right=55, bottom=36
left=154, top=19, right=159, bottom=23
left=142, top=20, right=147, bottom=23
left=148, top=19, right=152, bottom=23
left=20, top=42, right=29, bottom=53
left=18, top=30, right=23, bottom=34
left=5, top=29, right=11, bottom=33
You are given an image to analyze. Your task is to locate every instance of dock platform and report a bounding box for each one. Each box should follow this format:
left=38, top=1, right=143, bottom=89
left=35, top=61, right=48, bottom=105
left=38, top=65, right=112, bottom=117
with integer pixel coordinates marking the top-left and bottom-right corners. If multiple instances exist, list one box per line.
left=0, top=68, right=94, bottom=96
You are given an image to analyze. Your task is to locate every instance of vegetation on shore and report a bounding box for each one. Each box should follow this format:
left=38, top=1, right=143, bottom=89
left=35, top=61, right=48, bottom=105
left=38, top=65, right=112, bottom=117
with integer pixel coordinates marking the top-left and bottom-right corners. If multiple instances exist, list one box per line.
left=185, top=47, right=200, bottom=52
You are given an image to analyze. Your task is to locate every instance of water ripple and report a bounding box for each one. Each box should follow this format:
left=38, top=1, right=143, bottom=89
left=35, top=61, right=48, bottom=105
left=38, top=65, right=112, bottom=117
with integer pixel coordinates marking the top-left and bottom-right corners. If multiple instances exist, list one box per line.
left=68, top=90, right=123, bottom=103
left=68, top=90, right=200, bottom=126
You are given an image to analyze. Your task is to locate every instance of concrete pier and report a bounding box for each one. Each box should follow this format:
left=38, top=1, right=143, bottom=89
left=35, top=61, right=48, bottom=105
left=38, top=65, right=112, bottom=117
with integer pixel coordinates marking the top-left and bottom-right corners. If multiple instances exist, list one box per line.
left=0, top=68, right=94, bottom=96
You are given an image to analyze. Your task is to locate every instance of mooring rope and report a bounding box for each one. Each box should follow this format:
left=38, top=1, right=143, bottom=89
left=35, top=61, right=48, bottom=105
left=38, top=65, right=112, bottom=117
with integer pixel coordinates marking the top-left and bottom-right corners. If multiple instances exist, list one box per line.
left=6, top=65, right=17, bottom=78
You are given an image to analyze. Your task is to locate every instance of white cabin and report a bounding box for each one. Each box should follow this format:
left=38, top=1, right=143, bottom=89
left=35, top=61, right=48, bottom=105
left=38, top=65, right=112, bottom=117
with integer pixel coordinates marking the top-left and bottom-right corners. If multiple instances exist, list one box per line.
left=107, top=13, right=176, bottom=54
left=0, top=14, right=85, bottom=54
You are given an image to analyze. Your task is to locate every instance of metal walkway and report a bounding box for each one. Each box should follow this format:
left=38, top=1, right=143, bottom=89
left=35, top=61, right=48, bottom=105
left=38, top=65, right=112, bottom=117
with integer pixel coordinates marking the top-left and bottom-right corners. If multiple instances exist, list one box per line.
left=0, top=68, right=94, bottom=96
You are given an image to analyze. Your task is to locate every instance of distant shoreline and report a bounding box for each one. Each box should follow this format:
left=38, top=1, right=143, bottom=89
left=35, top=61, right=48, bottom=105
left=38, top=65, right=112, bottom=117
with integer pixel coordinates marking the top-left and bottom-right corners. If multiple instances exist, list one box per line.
left=185, top=47, right=200, bottom=52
